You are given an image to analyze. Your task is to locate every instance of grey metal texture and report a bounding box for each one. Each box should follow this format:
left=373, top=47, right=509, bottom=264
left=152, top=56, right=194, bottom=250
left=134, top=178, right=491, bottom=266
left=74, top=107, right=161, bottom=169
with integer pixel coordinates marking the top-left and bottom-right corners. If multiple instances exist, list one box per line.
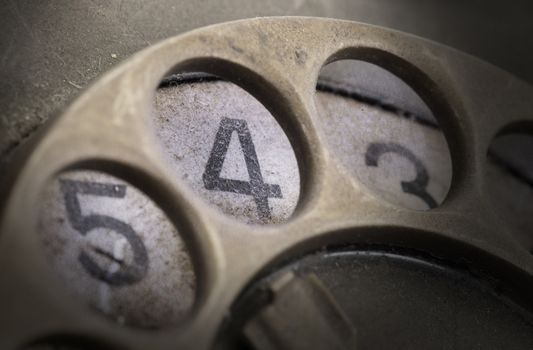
left=2, top=0, right=533, bottom=170
left=243, top=272, right=358, bottom=350
left=1, top=17, right=533, bottom=349
left=217, top=249, right=533, bottom=349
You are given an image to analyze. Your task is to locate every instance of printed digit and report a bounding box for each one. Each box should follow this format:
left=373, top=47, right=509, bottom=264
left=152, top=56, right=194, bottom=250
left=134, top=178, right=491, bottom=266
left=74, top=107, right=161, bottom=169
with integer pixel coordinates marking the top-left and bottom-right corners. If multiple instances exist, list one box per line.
left=60, top=179, right=149, bottom=286
left=203, top=118, right=283, bottom=221
left=365, top=142, right=437, bottom=208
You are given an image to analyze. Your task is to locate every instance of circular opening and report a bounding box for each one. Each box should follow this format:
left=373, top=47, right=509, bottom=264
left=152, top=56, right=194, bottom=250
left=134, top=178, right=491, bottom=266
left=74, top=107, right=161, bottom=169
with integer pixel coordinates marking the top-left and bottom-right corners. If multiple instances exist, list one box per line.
left=315, top=59, right=452, bottom=210
left=486, top=126, right=533, bottom=246
left=37, top=169, right=196, bottom=329
left=152, top=71, right=301, bottom=225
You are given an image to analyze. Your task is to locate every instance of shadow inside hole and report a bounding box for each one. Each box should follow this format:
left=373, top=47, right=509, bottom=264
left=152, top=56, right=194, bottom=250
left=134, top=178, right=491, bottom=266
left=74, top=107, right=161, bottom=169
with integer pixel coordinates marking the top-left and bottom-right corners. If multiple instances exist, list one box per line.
left=21, top=335, right=116, bottom=350
left=318, top=60, right=437, bottom=126
left=488, top=132, right=533, bottom=187
left=486, top=129, right=533, bottom=240
left=215, top=245, right=533, bottom=349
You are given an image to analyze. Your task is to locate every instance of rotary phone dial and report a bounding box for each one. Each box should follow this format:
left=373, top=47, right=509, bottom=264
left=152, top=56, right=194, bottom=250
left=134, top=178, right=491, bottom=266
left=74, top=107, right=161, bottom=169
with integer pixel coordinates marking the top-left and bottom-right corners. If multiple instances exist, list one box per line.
left=1, top=17, right=533, bottom=350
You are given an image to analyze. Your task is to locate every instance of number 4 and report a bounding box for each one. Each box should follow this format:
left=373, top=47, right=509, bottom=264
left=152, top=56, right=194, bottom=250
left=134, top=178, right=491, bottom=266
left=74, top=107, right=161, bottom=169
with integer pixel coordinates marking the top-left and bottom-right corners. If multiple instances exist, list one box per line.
left=203, top=118, right=283, bottom=221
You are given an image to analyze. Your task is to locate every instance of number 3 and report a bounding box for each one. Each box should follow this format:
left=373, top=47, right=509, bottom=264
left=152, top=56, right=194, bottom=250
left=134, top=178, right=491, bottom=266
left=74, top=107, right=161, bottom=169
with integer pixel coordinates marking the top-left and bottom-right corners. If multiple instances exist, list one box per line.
left=60, top=180, right=149, bottom=286
left=365, top=142, right=437, bottom=209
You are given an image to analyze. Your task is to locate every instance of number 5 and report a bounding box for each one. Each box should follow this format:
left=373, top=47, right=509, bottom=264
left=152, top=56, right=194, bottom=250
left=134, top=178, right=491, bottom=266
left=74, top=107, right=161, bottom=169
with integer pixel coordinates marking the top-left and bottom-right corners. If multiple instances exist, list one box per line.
left=60, top=179, right=148, bottom=286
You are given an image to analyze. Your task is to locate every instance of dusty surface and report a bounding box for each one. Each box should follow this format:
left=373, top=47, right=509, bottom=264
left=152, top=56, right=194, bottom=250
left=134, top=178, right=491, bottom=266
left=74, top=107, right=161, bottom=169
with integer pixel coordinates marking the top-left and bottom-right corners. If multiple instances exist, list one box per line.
left=2, top=0, right=533, bottom=173
left=319, top=60, right=435, bottom=124
left=316, top=60, right=452, bottom=211
left=153, top=81, right=300, bottom=225
left=38, top=170, right=196, bottom=329
left=315, top=90, right=452, bottom=210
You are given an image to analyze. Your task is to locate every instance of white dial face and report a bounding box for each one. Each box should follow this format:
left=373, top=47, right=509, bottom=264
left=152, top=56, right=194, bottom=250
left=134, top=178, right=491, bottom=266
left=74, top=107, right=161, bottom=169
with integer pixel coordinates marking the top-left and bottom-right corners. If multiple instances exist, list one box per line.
left=153, top=68, right=452, bottom=217
left=316, top=61, right=452, bottom=210
left=38, top=170, right=196, bottom=328
left=315, top=91, right=452, bottom=210
left=153, top=79, right=301, bottom=225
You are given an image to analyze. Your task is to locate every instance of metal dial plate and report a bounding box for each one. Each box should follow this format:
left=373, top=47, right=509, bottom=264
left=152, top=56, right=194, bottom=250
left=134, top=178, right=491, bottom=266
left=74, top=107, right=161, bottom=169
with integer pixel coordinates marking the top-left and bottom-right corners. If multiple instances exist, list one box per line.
left=1, top=17, right=533, bottom=349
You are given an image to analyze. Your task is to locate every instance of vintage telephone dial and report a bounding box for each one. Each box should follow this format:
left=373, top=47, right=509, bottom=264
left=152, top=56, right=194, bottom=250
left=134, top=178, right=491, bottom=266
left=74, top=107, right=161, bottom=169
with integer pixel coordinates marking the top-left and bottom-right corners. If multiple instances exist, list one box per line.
left=1, top=15, right=533, bottom=350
